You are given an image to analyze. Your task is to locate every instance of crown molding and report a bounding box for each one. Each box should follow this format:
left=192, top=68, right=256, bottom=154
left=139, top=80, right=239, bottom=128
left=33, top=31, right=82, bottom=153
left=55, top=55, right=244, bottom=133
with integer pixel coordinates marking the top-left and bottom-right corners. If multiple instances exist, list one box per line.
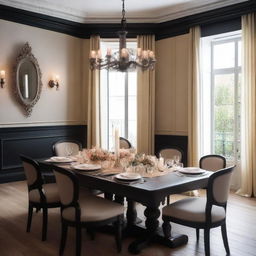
left=0, top=0, right=249, bottom=24
left=0, top=1, right=255, bottom=40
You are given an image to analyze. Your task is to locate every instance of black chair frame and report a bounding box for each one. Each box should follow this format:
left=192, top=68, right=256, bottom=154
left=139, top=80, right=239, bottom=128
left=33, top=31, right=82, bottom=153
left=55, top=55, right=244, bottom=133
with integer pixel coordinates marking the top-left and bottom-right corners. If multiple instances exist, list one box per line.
left=53, top=166, right=123, bottom=256
left=20, top=155, right=60, bottom=241
left=162, top=166, right=235, bottom=256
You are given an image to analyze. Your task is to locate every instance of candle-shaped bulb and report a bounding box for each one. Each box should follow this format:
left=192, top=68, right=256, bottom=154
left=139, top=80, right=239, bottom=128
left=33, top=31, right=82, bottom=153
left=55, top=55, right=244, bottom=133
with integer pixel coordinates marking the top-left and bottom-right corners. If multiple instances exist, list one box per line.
left=137, top=48, right=142, bottom=58
left=90, top=50, right=96, bottom=59
left=149, top=51, right=155, bottom=59
left=0, top=70, right=5, bottom=78
left=106, top=48, right=112, bottom=56
left=97, top=49, right=102, bottom=59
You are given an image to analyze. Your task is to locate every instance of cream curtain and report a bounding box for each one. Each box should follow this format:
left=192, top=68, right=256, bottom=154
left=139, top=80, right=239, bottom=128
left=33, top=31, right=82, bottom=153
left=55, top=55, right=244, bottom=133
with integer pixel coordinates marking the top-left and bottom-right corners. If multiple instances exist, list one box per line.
left=237, top=13, right=256, bottom=197
left=87, top=35, right=101, bottom=148
left=137, top=35, right=156, bottom=155
left=188, top=26, right=201, bottom=167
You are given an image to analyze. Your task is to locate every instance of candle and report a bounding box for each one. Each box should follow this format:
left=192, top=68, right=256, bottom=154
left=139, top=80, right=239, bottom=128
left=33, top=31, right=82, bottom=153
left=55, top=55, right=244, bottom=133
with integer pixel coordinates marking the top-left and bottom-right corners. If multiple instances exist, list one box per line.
left=23, top=74, right=29, bottom=99
left=0, top=70, right=5, bottom=79
left=114, top=128, right=120, bottom=157
left=106, top=48, right=112, bottom=56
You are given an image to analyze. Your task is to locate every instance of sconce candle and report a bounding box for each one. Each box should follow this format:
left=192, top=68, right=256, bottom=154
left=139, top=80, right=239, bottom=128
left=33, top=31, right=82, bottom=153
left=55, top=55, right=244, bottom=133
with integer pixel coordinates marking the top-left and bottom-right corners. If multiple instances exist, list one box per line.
left=0, top=70, right=6, bottom=88
left=23, top=74, right=29, bottom=99
left=48, top=74, right=60, bottom=90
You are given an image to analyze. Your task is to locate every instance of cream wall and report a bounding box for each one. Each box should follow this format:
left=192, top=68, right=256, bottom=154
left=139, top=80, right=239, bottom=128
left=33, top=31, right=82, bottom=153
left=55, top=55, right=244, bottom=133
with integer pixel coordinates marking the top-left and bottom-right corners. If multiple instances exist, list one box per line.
left=155, top=34, right=189, bottom=135
left=0, top=19, right=89, bottom=127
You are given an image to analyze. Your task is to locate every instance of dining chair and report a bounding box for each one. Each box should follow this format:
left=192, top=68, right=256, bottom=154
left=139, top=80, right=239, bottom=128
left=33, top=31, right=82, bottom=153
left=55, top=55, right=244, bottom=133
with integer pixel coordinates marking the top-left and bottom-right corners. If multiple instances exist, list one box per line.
left=53, top=166, right=124, bottom=256
left=53, top=139, right=82, bottom=156
left=159, top=147, right=184, bottom=204
left=119, top=137, right=132, bottom=149
left=199, top=154, right=226, bottom=172
left=20, top=155, right=61, bottom=241
left=162, top=165, right=235, bottom=256
left=158, top=147, right=183, bottom=162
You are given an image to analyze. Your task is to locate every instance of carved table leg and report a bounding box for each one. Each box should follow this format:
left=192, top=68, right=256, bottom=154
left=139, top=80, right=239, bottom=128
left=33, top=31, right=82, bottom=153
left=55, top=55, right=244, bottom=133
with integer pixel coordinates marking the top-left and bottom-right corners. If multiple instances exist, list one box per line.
left=128, top=206, right=161, bottom=254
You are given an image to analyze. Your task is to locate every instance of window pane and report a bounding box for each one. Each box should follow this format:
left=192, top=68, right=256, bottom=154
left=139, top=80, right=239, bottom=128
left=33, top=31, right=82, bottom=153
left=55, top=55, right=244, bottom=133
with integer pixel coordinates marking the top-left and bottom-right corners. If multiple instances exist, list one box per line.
left=128, top=72, right=137, bottom=147
left=108, top=72, right=125, bottom=150
left=213, top=42, right=235, bottom=69
left=238, top=41, right=241, bottom=67
left=213, top=74, right=235, bottom=159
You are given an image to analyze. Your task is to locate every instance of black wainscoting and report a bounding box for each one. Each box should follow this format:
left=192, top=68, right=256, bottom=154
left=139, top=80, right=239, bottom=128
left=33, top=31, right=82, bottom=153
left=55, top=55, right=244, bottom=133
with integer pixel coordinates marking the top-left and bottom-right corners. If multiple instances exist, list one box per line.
left=0, top=125, right=87, bottom=183
left=0, top=1, right=255, bottom=40
left=155, top=135, right=188, bottom=167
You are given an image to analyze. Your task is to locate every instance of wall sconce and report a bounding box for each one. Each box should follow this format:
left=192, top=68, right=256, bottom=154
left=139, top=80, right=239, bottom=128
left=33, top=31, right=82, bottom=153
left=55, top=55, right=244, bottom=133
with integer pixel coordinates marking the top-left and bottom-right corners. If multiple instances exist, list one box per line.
left=48, top=74, right=60, bottom=90
left=0, top=70, right=6, bottom=88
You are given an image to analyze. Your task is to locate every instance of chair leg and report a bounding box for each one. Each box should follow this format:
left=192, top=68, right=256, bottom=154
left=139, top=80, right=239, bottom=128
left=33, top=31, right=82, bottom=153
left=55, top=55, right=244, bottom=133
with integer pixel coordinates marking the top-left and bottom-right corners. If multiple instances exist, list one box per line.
left=114, top=216, right=123, bottom=252
left=162, top=219, right=172, bottom=239
left=86, top=228, right=95, bottom=240
left=26, top=204, right=33, bottom=232
left=59, top=222, right=68, bottom=256
left=204, top=228, right=210, bottom=256
left=196, top=228, right=200, bottom=241
left=167, top=196, right=170, bottom=205
left=221, top=223, right=230, bottom=254
left=42, top=207, right=48, bottom=241
left=76, top=225, right=82, bottom=256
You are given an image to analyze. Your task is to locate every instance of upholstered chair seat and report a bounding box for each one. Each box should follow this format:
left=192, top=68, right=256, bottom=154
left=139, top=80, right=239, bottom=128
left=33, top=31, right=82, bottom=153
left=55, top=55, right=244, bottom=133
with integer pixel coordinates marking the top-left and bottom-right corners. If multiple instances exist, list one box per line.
left=62, top=195, right=124, bottom=222
left=162, top=197, right=226, bottom=223
left=29, top=183, right=60, bottom=203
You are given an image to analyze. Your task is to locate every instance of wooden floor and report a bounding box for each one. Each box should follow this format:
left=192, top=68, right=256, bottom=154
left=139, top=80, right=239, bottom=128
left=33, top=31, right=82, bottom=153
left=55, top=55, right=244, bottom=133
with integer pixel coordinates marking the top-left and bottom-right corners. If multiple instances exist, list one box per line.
left=0, top=181, right=255, bottom=256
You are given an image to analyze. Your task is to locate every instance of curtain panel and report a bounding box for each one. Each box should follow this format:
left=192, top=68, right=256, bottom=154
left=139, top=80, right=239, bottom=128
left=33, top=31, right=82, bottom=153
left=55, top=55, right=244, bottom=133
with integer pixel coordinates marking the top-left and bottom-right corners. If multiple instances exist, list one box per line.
left=237, top=13, right=256, bottom=197
left=87, top=35, right=101, bottom=149
left=188, top=26, right=201, bottom=167
left=137, top=35, right=156, bottom=155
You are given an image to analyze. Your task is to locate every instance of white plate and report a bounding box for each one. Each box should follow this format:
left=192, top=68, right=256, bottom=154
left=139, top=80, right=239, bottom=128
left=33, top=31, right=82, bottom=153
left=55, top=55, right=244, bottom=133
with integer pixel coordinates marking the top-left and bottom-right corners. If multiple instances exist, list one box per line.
left=115, top=173, right=142, bottom=181
left=73, top=164, right=101, bottom=171
left=47, top=156, right=73, bottom=163
left=178, top=167, right=205, bottom=175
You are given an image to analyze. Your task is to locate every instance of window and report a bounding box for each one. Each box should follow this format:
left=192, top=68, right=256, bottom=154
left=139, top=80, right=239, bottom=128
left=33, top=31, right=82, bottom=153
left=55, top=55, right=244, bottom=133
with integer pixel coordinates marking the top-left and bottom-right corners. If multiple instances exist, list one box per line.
left=201, top=32, right=241, bottom=161
left=100, top=40, right=137, bottom=150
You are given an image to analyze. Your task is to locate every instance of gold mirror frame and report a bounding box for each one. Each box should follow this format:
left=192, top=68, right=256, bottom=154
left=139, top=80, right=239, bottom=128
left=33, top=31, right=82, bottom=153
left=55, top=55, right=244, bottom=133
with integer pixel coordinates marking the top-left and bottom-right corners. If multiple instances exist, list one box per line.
left=13, top=42, right=42, bottom=117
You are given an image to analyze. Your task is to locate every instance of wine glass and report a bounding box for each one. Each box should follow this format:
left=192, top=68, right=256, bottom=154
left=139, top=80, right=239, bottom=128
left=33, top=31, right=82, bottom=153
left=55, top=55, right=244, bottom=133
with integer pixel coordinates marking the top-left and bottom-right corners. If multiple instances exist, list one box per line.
left=173, top=155, right=180, bottom=165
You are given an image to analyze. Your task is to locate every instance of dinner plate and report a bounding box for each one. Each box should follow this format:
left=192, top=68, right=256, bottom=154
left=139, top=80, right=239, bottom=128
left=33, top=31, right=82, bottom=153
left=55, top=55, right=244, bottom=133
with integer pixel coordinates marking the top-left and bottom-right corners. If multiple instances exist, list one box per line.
left=178, top=167, right=205, bottom=175
left=115, top=173, right=142, bottom=181
left=73, top=163, right=101, bottom=171
left=47, top=156, right=74, bottom=163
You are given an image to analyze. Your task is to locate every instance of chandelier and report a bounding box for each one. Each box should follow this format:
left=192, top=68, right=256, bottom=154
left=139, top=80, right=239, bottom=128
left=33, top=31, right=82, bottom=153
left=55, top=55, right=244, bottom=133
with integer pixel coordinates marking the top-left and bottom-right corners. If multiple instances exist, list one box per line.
left=89, top=0, right=156, bottom=72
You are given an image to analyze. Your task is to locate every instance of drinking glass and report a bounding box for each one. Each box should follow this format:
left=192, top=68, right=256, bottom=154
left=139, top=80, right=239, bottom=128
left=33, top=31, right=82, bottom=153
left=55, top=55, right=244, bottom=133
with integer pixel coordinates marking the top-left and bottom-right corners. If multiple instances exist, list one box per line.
left=173, top=155, right=180, bottom=165
left=165, top=159, right=174, bottom=168
left=65, top=145, right=74, bottom=156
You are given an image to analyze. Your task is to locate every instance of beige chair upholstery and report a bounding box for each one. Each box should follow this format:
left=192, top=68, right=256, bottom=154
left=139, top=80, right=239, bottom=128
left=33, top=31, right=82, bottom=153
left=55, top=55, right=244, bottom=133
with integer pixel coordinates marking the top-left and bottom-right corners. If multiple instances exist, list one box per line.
left=162, top=197, right=225, bottom=223
left=162, top=166, right=235, bottom=256
left=159, top=148, right=183, bottom=161
left=53, top=140, right=81, bottom=156
left=119, top=137, right=132, bottom=149
left=29, top=183, right=60, bottom=203
left=62, top=195, right=124, bottom=222
left=200, top=155, right=226, bottom=172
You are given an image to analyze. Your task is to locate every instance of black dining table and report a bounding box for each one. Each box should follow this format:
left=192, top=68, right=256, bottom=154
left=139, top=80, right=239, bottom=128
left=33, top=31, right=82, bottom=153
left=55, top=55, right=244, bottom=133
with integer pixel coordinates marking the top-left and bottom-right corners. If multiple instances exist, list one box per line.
left=39, top=160, right=211, bottom=254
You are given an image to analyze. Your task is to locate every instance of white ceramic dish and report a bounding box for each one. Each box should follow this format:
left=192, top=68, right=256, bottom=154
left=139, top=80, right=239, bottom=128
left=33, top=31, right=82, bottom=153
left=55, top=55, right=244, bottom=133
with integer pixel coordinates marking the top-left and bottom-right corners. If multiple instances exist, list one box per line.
left=47, top=156, right=73, bottom=163
left=73, top=163, right=101, bottom=171
left=178, top=167, right=205, bottom=175
left=115, top=172, right=142, bottom=181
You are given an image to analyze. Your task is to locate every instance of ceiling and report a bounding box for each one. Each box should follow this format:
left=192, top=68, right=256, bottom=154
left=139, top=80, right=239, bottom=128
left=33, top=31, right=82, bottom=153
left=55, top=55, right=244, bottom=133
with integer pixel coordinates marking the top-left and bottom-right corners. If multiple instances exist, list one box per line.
left=0, top=0, right=249, bottom=23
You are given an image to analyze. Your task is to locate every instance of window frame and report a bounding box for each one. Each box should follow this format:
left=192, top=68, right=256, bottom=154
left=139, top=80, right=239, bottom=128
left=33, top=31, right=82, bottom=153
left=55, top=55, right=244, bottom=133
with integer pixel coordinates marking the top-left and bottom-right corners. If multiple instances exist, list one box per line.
left=210, top=36, right=241, bottom=161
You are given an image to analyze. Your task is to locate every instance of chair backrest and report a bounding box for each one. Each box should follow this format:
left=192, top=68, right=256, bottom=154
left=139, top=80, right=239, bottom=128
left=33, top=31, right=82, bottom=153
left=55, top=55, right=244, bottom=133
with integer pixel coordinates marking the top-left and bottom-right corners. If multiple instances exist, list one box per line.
left=20, top=155, right=43, bottom=190
left=159, top=147, right=183, bottom=161
left=200, top=154, right=226, bottom=172
left=53, top=166, right=79, bottom=206
left=53, top=140, right=82, bottom=156
left=207, top=166, right=235, bottom=207
left=119, top=137, right=132, bottom=149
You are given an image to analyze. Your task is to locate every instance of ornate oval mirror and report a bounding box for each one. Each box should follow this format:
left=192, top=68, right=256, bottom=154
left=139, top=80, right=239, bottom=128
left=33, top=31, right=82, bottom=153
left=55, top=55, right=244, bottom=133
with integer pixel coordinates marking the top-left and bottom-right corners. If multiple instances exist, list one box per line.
left=13, top=42, right=42, bottom=116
